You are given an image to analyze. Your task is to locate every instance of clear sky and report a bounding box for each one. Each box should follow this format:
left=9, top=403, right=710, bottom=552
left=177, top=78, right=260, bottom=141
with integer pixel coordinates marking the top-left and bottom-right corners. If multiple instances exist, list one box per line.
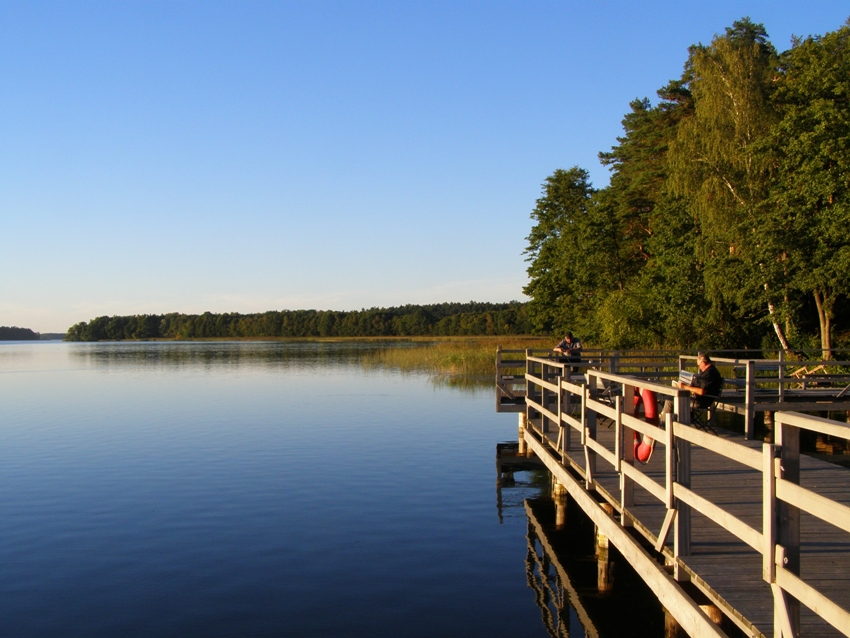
left=2, top=1, right=848, bottom=332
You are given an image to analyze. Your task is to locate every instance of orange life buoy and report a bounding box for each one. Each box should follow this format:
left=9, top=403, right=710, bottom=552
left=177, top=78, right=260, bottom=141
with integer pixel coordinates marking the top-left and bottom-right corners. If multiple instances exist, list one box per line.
left=633, top=388, right=657, bottom=464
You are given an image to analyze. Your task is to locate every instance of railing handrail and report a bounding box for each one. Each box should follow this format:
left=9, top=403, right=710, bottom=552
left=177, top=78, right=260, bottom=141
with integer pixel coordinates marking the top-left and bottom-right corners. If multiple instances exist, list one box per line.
left=521, top=367, right=850, bottom=637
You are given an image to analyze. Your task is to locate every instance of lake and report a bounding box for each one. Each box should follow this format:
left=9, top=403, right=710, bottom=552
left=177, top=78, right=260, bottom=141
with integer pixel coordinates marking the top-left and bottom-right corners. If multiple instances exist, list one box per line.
left=1, top=341, right=565, bottom=637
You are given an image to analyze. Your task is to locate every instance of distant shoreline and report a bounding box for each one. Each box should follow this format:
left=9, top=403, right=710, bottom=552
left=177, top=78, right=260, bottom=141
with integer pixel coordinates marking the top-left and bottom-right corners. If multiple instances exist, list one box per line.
left=59, top=335, right=542, bottom=343
left=0, top=327, right=66, bottom=341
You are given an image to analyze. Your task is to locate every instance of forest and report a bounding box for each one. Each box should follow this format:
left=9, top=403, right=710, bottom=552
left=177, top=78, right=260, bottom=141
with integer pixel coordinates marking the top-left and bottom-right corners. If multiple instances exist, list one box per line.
left=523, top=18, right=850, bottom=357
left=64, top=302, right=532, bottom=341
left=0, top=326, right=40, bottom=340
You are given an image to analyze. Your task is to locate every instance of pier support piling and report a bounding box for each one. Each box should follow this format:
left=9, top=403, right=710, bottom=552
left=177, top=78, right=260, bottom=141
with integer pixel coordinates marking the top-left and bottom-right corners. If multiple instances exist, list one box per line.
left=518, top=413, right=528, bottom=456
left=596, top=503, right=615, bottom=593
left=553, top=481, right=567, bottom=529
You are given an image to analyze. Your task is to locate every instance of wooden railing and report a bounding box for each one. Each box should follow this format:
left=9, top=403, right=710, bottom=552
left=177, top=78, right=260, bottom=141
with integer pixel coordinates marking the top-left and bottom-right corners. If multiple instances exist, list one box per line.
left=521, top=356, right=850, bottom=638
left=503, top=348, right=850, bottom=435
left=677, top=354, right=850, bottom=438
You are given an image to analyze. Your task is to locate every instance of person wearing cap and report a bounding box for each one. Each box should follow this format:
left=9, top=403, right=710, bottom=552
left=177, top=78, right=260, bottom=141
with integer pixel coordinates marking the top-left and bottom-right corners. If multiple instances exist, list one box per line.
left=553, top=332, right=582, bottom=372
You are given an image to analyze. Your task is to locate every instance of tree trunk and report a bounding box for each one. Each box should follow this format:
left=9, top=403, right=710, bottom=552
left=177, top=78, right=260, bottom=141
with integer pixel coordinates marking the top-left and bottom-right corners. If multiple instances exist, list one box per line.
left=767, top=301, right=791, bottom=353
left=813, top=290, right=832, bottom=360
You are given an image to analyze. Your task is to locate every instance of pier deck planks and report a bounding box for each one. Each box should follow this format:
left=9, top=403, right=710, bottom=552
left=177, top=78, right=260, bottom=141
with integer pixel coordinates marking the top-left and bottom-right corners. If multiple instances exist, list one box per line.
left=529, top=418, right=850, bottom=638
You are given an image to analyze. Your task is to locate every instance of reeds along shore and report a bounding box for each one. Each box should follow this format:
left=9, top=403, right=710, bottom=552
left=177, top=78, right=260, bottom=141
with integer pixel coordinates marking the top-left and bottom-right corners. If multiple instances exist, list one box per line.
left=361, top=337, right=552, bottom=378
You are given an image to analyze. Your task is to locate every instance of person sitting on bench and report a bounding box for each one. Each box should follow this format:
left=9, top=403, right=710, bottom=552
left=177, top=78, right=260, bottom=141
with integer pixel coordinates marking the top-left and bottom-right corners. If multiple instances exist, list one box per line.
left=662, top=352, right=723, bottom=417
left=553, top=332, right=582, bottom=373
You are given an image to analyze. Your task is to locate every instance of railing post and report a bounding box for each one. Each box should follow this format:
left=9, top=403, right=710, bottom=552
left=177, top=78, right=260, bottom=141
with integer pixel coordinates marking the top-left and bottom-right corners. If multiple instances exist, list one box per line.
left=778, top=349, right=785, bottom=403
left=561, top=378, right=570, bottom=453
left=553, top=480, right=568, bottom=529
left=495, top=346, right=502, bottom=411
left=541, top=360, right=550, bottom=435
left=745, top=360, right=756, bottom=440
left=614, top=396, right=622, bottom=472
left=674, top=390, right=691, bottom=576
left=665, top=413, right=675, bottom=510
left=775, top=415, right=801, bottom=637
left=518, top=412, right=528, bottom=456
left=584, top=383, right=597, bottom=490
left=621, top=384, right=635, bottom=527
left=525, top=349, right=533, bottom=433
left=762, top=443, right=777, bottom=584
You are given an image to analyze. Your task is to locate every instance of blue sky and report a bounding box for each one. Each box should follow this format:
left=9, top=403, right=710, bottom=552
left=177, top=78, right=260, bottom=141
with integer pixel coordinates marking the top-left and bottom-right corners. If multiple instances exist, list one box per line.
left=2, top=1, right=848, bottom=332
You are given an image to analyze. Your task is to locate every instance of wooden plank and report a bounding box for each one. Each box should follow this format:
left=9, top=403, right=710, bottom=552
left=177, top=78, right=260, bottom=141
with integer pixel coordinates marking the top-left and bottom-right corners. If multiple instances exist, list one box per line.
left=560, top=378, right=585, bottom=395
left=525, top=397, right=544, bottom=414
left=561, top=411, right=582, bottom=432
left=587, top=397, right=618, bottom=421
left=776, top=411, right=850, bottom=440
left=621, top=411, right=667, bottom=440
left=656, top=508, right=677, bottom=552
left=585, top=436, right=617, bottom=469
left=674, top=484, right=764, bottom=552
left=535, top=404, right=559, bottom=425
left=524, top=433, right=730, bottom=638
left=587, top=369, right=677, bottom=395
left=673, top=423, right=763, bottom=470
left=526, top=373, right=559, bottom=393
left=621, top=462, right=666, bottom=502
left=763, top=444, right=777, bottom=584
left=665, top=414, right=675, bottom=509
left=776, top=480, right=850, bottom=535
left=775, top=567, right=850, bottom=637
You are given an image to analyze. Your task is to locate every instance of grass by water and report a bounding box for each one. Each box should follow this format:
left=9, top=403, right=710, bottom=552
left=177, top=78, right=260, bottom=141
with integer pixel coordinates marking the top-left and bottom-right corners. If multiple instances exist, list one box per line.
left=360, top=336, right=552, bottom=380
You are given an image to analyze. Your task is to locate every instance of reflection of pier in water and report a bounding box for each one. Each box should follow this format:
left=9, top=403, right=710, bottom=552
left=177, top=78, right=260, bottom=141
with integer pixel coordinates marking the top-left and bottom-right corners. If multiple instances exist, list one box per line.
left=524, top=497, right=601, bottom=638
left=496, top=442, right=546, bottom=523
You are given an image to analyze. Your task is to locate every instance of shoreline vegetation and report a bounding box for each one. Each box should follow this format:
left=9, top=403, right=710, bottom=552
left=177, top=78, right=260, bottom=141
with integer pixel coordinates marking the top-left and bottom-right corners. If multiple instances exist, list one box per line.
left=360, top=337, right=553, bottom=379
left=0, top=326, right=67, bottom=340
left=65, top=302, right=532, bottom=342
left=0, top=326, right=41, bottom=340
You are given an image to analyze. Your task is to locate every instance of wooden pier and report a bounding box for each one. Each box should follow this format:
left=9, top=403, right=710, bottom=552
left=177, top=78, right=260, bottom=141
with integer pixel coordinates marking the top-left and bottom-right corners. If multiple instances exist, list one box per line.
left=497, top=351, right=850, bottom=638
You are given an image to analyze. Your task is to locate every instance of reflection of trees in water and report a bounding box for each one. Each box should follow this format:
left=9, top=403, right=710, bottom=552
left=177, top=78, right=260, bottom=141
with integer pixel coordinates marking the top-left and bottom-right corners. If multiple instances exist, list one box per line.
left=428, top=374, right=491, bottom=392
left=67, top=342, right=499, bottom=394
left=68, top=342, right=409, bottom=371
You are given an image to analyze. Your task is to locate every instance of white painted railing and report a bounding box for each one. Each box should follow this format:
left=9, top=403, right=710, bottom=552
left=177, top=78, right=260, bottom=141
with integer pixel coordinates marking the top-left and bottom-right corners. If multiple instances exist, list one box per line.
left=522, top=356, right=850, bottom=638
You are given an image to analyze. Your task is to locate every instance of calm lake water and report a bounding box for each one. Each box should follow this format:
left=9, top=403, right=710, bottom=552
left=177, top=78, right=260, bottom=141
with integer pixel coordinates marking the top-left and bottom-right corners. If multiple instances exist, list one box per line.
left=1, top=341, right=561, bottom=637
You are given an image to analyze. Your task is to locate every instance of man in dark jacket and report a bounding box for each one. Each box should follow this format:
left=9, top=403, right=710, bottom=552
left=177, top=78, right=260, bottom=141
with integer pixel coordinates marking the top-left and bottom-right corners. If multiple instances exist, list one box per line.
left=676, top=353, right=723, bottom=409
left=553, top=332, right=582, bottom=372
left=662, top=352, right=723, bottom=418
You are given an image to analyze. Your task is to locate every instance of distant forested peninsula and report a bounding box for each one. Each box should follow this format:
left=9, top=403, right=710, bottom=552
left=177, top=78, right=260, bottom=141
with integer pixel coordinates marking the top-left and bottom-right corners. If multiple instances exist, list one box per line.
left=65, top=302, right=533, bottom=341
left=0, top=326, right=41, bottom=340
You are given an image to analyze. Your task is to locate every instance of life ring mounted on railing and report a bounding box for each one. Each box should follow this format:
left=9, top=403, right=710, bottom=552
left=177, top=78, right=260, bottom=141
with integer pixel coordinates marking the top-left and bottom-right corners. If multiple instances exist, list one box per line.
left=633, top=388, right=658, bottom=464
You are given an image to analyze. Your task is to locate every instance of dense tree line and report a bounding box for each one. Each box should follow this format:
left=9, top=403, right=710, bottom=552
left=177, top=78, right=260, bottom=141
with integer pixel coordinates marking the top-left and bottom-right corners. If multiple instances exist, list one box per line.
left=524, top=18, right=850, bottom=357
left=65, top=302, right=533, bottom=341
left=0, top=326, right=40, bottom=340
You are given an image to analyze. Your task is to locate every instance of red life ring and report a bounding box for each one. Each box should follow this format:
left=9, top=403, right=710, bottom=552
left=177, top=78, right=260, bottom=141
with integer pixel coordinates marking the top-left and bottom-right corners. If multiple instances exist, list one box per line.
left=633, top=388, right=658, bottom=464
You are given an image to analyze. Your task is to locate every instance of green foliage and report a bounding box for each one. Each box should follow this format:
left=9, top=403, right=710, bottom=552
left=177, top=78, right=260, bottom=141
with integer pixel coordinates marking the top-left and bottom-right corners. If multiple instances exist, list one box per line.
left=522, top=17, right=850, bottom=351
left=522, top=167, right=628, bottom=341
left=0, top=326, right=40, bottom=340
left=65, top=303, right=535, bottom=341
left=770, top=21, right=850, bottom=355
